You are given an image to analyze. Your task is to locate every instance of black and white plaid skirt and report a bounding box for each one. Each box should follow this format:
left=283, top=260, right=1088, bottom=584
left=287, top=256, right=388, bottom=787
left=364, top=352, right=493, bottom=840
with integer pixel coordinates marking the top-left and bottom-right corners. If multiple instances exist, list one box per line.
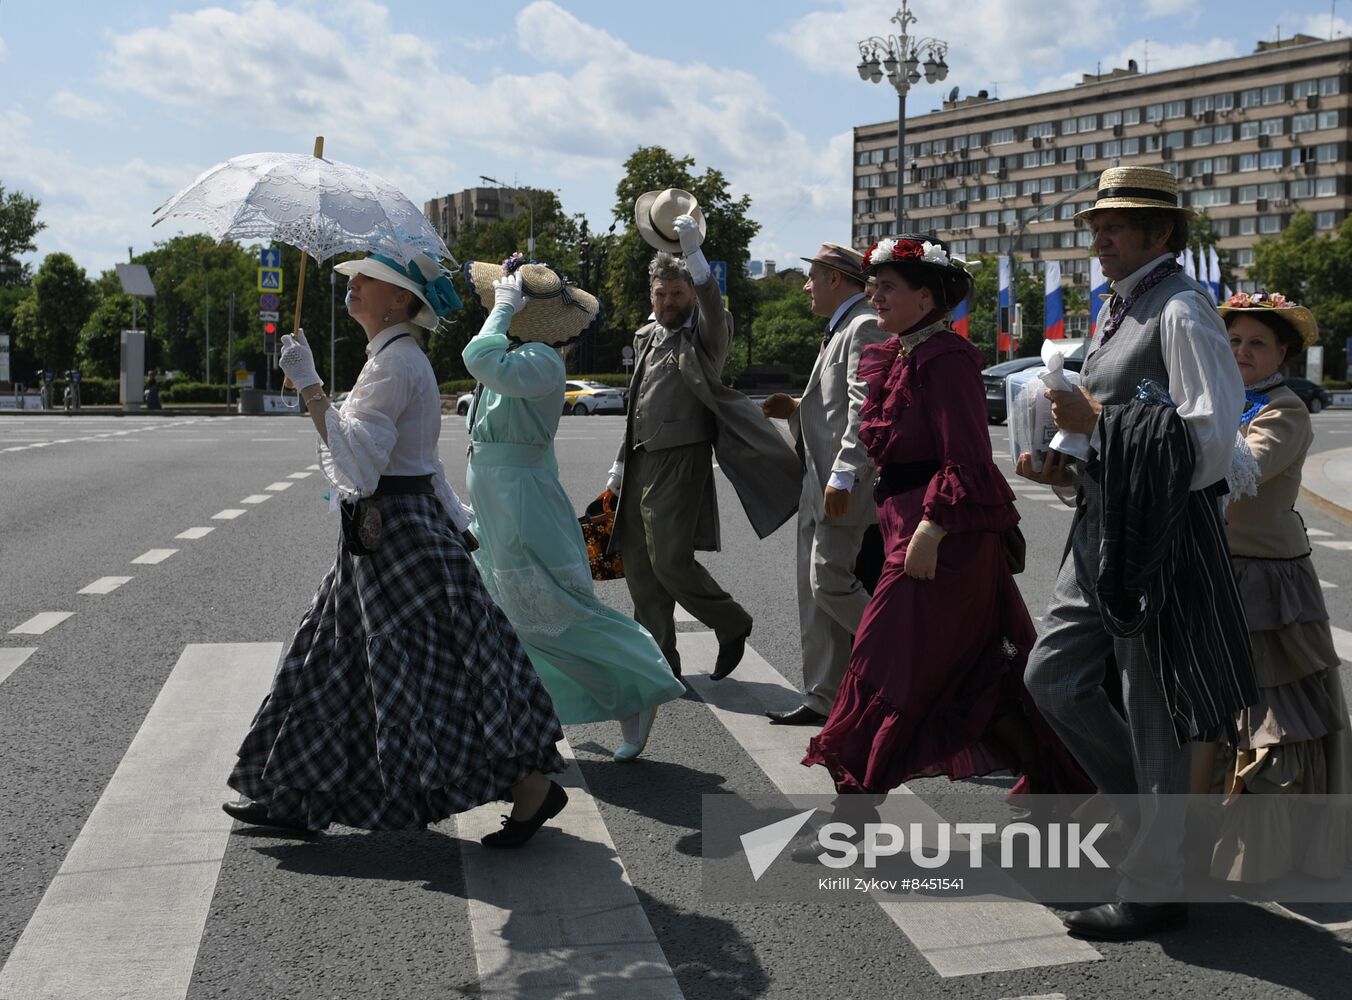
left=228, top=494, right=566, bottom=831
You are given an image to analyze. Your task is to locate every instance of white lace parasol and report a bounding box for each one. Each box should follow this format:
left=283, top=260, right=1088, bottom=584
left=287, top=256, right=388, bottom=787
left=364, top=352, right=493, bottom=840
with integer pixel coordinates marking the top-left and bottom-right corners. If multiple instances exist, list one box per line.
left=151, top=152, right=452, bottom=265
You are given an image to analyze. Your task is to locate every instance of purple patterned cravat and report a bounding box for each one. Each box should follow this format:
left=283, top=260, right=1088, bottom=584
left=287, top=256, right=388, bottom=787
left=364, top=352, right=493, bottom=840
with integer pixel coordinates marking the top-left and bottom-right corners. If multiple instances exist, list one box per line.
left=1099, top=260, right=1182, bottom=344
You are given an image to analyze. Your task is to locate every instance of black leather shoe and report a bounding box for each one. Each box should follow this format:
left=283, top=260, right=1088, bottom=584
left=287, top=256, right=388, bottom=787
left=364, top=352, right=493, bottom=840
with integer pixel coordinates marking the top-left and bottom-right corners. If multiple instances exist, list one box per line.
left=766, top=704, right=828, bottom=726
left=481, top=781, right=568, bottom=848
left=221, top=800, right=312, bottom=833
left=712, top=627, right=751, bottom=680
left=1063, top=900, right=1188, bottom=941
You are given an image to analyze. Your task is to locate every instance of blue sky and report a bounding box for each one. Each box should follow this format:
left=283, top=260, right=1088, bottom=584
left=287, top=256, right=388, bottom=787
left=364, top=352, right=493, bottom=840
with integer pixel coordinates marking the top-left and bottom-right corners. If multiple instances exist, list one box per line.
left=2, top=0, right=1348, bottom=278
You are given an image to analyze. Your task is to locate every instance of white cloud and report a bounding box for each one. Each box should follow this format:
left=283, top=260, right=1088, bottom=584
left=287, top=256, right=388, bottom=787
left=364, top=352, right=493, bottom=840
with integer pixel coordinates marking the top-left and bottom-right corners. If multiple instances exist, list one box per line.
left=48, top=90, right=103, bottom=121
left=0, top=34, right=8, bottom=61
left=1095, top=36, right=1240, bottom=76
left=1299, top=14, right=1352, bottom=39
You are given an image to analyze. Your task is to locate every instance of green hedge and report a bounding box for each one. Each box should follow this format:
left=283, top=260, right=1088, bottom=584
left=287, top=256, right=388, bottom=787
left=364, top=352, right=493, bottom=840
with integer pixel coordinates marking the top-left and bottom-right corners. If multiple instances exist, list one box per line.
left=1323, top=378, right=1351, bottom=390
left=160, top=381, right=230, bottom=404
left=439, top=372, right=630, bottom=395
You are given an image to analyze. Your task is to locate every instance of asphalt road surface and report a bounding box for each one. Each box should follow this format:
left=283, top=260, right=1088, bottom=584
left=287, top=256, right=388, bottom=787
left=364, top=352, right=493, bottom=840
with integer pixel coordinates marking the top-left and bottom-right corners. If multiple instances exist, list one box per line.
left=2, top=408, right=1351, bottom=1000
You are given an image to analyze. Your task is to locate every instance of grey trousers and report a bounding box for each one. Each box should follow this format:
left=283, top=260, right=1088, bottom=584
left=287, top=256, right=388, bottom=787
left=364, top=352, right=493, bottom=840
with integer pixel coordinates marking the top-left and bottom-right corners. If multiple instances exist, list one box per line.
left=797, top=508, right=871, bottom=714
left=1024, top=490, right=1191, bottom=902
left=621, top=444, right=752, bottom=674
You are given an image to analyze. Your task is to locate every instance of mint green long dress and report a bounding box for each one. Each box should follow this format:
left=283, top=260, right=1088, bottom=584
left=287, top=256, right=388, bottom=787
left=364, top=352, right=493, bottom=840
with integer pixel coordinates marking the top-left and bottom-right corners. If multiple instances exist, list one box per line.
left=463, top=304, right=685, bottom=724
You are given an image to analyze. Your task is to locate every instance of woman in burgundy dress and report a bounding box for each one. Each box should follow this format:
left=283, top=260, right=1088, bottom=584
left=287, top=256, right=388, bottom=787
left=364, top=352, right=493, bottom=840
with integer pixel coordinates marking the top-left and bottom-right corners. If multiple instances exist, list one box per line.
left=803, top=235, right=1084, bottom=798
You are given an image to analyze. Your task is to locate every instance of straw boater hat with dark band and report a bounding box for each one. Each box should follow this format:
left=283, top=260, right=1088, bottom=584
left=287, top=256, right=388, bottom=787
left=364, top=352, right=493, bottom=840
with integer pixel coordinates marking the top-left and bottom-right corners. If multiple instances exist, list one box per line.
left=634, top=187, right=707, bottom=253
left=462, top=255, right=602, bottom=347
left=800, top=242, right=865, bottom=284
left=861, top=233, right=973, bottom=310
left=1218, top=291, right=1319, bottom=348
left=333, top=252, right=463, bottom=328
left=1075, top=165, right=1195, bottom=220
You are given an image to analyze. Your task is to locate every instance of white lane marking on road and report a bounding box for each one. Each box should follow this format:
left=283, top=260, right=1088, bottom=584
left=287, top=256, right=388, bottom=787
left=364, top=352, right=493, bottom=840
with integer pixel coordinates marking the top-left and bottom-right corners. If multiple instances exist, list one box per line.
left=1316, top=540, right=1352, bottom=551
left=0, top=648, right=37, bottom=687
left=674, top=605, right=698, bottom=623
left=8, top=612, right=74, bottom=636
left=456, top=738, right=683, bottom=999
left=1047, top=504, right=1074, bottom=512
left=176, top=527, right=215, bottom=540
left=1306, top=528, right=1334, bottom=537
left=1322, top=579, right=1339, bottom=590
left=78, top=576, right=133, bottom=595
left=240, top=494, right=272, bottom=504
left=212, top=509, right=247, bottom=520
left=132, top=548, right=179, bottom=565
left=306, top=464, right=320, bottom=470
left=286, top=471, right=312, bottom=479
left=1332, top=626, right=1352, bottom=665
left=1017, top=489, right=1055, bottom=498
left=678, top=632, right=1101, bottom=978
left=249, top=438, right=291, bottom=442
left=0, top=643, right=280, bottom=1000
left=265, top=481, right=293, bottom=491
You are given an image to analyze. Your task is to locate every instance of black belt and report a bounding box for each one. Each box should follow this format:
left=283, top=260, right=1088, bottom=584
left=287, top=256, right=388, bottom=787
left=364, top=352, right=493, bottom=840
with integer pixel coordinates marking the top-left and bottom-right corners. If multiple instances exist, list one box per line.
left=873, top=461, right=940, bottom=503
left=371, top=474, right=434, bottom=497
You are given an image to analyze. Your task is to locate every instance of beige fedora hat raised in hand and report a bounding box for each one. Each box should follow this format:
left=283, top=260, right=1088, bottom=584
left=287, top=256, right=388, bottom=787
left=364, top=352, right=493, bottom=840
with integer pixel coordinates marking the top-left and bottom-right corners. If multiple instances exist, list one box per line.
left=634, top=188, right=707, bottom=252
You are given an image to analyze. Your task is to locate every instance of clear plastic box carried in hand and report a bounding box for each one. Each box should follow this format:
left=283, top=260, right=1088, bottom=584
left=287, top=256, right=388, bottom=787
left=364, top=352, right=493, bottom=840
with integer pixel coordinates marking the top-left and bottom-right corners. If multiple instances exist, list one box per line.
left=1006, top=344, right=1091, bottom=472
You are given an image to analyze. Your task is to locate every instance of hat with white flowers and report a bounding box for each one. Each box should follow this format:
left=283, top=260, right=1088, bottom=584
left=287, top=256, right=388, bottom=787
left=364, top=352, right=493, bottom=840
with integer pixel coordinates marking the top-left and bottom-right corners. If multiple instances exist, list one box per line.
left=862, top=234, right=973, bottom=310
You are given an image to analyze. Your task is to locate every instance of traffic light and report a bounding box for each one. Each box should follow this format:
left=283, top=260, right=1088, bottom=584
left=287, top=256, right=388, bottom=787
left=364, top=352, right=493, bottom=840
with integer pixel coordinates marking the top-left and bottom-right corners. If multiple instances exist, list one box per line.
left=264, top=321, right=277, bottom=353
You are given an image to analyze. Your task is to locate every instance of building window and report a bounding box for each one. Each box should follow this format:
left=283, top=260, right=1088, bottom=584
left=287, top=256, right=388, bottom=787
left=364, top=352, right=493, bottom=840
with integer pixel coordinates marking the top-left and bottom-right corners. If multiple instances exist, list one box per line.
left=1026, top=122, right=1052, bottom=139
left=1318, top=110, right=1340, bottom=130
left=934, top=138, right=948, bottom=154
left=1192, top=127, right=1213, bottom=147
left=1059, top=202, right=1077, bottom=220
left=1291, top=113, right=1316, bottom=134
left=1292, top=79, right=1319, bottom=100
left=1316, top=210, right=1337, bottom=230
left=1289, top=179, right=1314, bottom=198
left=1215, top=92, right=1235, bottom=112
left=1102, top=110, right=1123, bottom=127
left=987, top=157, right=1001, bottom=172
left=1316, top=177, right=1338, bottom=196
left=985, top=184, right=1001, bottom=200
left=1164, top=100, right=1186, bottom=119
left=1235, top=248, right=1255, bottom=266
left=1122, top=137, right=1140, bottom=155
left=1076, top=229, right=1094, bottom=247
left=1213, top=219, right=1232, bottom=236
left=1081, top=142, right=1097, bottom=159
left=1260, top=150, right=1285, bottom=170
left=1259, top=216, right=1282, bottom=234
left=1124, top=107, right=1141, bottom=125
left=1240, top=88, right=1262, bottom=108
left=1239, top=217, right=1257, bottom=235
left=1059, top=230, right=1077, bottom=249
left=991, top=127, right=1015, bottom=144
left=1238, top=185, right=1258, bottom=203
left=1040, top=149, right=1057, bottom=165
left=1212, top=124, right=1234, bottom=143
left=1320, top=76, right=1342, bottom=96
left=1259, top=181, right=1285, bottom=199
left=1214, top=156, right=1233, bottom=174
left=1317, top=143, right=1339, bottom=163
left=1040, top=176, right=1057, bottom=194
left=903, top=144, right=915, bottom=159
left=1021, top=179, right=1039, bottom=195
left=1102, top=139, right=1121, bottom=158
left=952, top=134, right=968, bottom=150
left=1061, top=145, right=1078, bottom=163
left=1078, top=113, right=1098, bottom=132
left=1002, top=182, right=1017, bottom=198
left=1002, top=208, right=1017, bottom=224
left=1260, top=118, right=1284, bottom=136
left=1061, top=117, right=1078, bottom=135
left=1261, top=84, right=1285, bottom=105
left=1146, top=103, right=1164, bottom=122
left=1146, top=133, right=1163, bottom=152
left=1023, top=152, right=1039, bottom=169
left=1191, top=95, right=1214, bottom=115
left=918, top=141, right=932, bottom=157
left=1164, top=132, right=1184, bottom=150
left=856, top=151, right=871, bottom=166
left=1239, top=121, right=1260, bottom=140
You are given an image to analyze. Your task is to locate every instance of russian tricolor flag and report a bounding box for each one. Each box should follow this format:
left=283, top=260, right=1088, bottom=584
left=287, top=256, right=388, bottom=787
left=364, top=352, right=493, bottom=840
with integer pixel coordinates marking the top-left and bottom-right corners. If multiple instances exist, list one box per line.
left=951, top=296, right=970, bottom=339
left=998, top=256, right=1013, bottom=353
left=1089, top=256, right=1109, bottom=338
left=1044, top=260, right=1065, bottom=340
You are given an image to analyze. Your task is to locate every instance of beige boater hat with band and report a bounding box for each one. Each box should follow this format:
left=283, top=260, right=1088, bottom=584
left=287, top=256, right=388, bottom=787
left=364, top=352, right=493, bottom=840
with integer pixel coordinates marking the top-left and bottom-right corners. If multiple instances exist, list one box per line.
left=462, top=255, right=602, bottom=347
left=1075, top=165, right=1195, bottom=220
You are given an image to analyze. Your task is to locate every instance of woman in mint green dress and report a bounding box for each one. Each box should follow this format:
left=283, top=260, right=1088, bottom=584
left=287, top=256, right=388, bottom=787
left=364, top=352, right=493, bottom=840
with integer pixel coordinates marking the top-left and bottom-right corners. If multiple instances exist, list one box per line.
left=460, top=255, right=684, bottom=761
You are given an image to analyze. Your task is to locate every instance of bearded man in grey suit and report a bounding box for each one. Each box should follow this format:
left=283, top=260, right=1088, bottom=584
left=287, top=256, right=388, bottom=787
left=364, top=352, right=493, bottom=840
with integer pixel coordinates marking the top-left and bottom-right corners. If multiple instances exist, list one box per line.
left=761, top=243, right=886, bottom=725
left=606, top=189, right=800, bottom=681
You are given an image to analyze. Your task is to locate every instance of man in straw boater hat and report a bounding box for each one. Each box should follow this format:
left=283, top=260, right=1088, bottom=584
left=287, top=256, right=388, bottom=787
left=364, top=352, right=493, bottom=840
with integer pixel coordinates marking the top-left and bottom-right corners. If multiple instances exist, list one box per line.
left=759, top=242, right=887, bottom=726
left=1017, top=165, right=1251, bottom=939
left=605, top=188, right=800, bottom=680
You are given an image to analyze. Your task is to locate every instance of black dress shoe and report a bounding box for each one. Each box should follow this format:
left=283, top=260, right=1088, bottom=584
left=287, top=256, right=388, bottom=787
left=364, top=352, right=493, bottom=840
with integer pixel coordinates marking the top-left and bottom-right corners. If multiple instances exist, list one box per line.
left=1063, top=900, right=1188, bottom=941
left=766, top=704, right=828, bottom=726
left=712, top=627, right=752, bottom=680
left=481, top=781, right=569, bottom=848
left=221, top=800, right=313, bottom=833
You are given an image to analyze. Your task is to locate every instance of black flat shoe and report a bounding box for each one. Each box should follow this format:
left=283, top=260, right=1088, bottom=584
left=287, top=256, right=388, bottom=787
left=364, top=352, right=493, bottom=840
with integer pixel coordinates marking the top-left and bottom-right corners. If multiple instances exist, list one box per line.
left=1063, top=900, right=1188, bottom=941
left=481, top=781, right=569, bottom=849
left=712, top=627, right=752, bottom=680
left=766, top=704, right=828, bottom=726
left=221, top=800, right=312, bottom=833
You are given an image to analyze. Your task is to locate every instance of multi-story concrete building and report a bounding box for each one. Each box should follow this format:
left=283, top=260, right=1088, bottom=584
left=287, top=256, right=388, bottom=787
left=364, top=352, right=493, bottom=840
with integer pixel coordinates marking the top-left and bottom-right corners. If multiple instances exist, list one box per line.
left=852, top=34, right=1352, bottom=334
left=423, top=187, right=529, bottom=248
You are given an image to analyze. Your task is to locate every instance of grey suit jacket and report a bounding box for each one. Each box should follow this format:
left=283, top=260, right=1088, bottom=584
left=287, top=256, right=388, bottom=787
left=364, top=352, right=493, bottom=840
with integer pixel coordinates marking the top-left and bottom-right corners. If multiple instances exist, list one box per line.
left=789, top=297, right=887, bottom=525
left=612, top=277, right=800, bottom=552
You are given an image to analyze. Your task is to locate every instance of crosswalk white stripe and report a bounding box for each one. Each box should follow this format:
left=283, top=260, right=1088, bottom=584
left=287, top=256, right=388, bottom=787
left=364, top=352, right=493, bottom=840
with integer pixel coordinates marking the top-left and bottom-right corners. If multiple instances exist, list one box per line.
left=175, top=527, right=215, bottom=540
left=1306, top=528, right=1334, bottom=537
left=286, top=471, right=312, bottom=479
left=212, top=509, right=247, bottom=520
left=1332, top=625, right=1352, bottom=665
left=0, top=647, right=37, bottom=687
left=240, top=494, right=272, bottom=504
left=78, top=576, right=133, bottom=595
left=673, top=605, right=698, bottom=623
left=678, top=632, right=1101, bottom=978
left=132, top=548, right=178, bottom=565
left=1316, top=540, right=1352, bottom=551
left=0, top=642, right=280, bottom=1000
left=455, top=739, right=684, bottom=999
left=265, top=482, right=293, bottom=491
left=8, top=611, right=73, bottom=636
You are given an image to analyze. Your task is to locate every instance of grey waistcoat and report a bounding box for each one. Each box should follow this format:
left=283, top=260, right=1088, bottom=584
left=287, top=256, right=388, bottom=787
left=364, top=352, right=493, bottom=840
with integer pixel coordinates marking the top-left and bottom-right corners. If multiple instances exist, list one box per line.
left=631, top=332, right=715, bottom=450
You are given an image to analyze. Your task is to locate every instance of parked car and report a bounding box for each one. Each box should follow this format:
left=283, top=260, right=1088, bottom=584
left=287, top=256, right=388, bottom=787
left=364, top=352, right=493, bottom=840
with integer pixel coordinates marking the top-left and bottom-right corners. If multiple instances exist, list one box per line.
left=564, top=380, right=625, bottom=415
left=1285, top=376, right=1333, bottom=414
left=983, top=355, right=1085, bottom=424
left=456, top=391, right=474, bottom=416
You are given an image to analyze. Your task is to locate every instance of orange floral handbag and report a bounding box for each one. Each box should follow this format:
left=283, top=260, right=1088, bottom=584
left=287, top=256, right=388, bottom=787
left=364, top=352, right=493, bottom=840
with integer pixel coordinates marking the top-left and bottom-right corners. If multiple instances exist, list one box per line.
left=578, top=490, right=624, bottom=581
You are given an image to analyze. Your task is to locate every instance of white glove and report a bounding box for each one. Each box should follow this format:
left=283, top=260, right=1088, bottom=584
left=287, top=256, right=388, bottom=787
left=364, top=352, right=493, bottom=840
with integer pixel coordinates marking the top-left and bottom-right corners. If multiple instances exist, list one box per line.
left=493, top=271, right=527, bottom=314
left=279, top=329, right=321, bottom=391
left=673, top=214, right=703, bottom=255
left=606, top=461, right=624, bottom=495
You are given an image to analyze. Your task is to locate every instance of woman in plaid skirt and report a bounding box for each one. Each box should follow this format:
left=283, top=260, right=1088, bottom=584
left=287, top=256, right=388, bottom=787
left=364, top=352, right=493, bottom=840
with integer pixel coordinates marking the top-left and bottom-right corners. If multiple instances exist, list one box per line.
left=223, top=252, right=568, bottom=849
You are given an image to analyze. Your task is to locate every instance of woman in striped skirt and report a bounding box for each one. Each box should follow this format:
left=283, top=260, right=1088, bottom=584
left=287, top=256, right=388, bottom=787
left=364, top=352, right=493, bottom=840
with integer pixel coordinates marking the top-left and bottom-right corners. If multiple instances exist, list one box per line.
left=223, top=252, right=568, bottom=849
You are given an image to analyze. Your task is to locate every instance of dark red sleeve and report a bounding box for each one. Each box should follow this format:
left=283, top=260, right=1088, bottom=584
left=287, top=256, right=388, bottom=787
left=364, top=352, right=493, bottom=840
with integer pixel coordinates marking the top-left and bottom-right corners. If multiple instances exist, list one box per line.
left=919, top=349, right=1019, bottom=534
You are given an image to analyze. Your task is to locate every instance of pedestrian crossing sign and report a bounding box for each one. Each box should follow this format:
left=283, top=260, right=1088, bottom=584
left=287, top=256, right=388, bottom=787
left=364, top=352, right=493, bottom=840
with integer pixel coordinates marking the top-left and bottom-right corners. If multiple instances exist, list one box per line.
left=258, top=267, right=283, bottom=292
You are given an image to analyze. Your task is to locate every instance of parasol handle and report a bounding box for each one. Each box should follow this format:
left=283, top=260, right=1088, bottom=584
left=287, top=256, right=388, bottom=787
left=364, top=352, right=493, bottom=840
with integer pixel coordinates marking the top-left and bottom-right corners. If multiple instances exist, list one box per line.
left=284, top=136, right=324, bottom=392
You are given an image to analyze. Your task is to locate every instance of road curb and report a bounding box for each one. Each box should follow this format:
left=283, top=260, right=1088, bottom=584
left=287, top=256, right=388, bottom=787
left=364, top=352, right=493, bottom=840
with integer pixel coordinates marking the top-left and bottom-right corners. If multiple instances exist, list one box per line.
left=1300, top=484, right=1352, bottom=526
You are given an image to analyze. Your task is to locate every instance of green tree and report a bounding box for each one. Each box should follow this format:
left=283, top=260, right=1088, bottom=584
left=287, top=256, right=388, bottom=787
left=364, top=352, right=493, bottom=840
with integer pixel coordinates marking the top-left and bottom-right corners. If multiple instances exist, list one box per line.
left=0, top=186, right=44, bottom=287
left=602, top=146, right=760, bottom=379
left=743, top=272, right=819, bottom=376
left=964, top=254, right=1046, bottom=364
left=77, top=294, right=133, bottom=377
left=12, top=253, right=96, bottom=371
